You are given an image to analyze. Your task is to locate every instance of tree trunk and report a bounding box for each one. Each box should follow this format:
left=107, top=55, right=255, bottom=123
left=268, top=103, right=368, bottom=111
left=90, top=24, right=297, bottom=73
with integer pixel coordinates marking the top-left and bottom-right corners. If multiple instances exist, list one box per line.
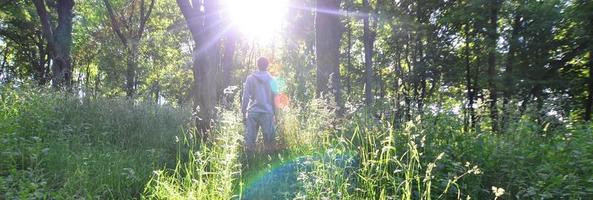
left=585, top=50, right=593, bottom=121
left=472, top=27, right=481, bottom=128
left=315, top=0, right=343, bottom=109
left=464, top=25, right=474, bottom=132
left=363, top=0, right=373, bottom=106
left=293, top=42, right=307, bottom=102
left=417, top=36, right=426, bottom=114
left=126, top=41, right=139, bottom=97
left=487, top=0, right=500, bottom=132
left=584, top=12, right=593, bottom=121
left=502, top=14, right=521, bottom=129
left=32, top=0, right=74, bottom=89
left=222, top=31, right=236, bottom=90
left=346, top=20, right=352, bottom=95
left=33, top=34, right=49, bottom=85
left=392, top=27, right=402, bottom=128
left=0, top=48, right=7, bottom=81
left=177, top=0, right=221, bottom=136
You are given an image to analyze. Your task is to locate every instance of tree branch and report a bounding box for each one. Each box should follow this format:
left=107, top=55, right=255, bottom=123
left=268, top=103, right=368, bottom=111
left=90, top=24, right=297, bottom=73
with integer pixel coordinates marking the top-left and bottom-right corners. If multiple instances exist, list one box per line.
left=103, top=0, right=128, bottom=46
left=138, top=0, right=156, bottom=39
left=176, top=0, right=203, bottom=41
left=32, top=0, right=56, bottom=49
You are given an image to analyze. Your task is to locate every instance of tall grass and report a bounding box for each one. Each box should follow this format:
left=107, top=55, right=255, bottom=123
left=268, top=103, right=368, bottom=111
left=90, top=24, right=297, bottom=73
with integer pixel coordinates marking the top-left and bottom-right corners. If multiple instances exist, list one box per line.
left=143, top=110, right=243, bottom=199
left=1, top=87, right=190, bottom=199
left=143, top=97, right=593, bottom=199
left=2, top=87, right=593, bottom=199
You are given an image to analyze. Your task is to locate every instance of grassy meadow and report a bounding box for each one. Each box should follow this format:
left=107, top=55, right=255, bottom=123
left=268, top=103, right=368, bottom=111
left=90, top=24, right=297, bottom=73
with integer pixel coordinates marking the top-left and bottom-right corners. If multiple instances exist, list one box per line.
left=1, top=87, right=593, bottom=199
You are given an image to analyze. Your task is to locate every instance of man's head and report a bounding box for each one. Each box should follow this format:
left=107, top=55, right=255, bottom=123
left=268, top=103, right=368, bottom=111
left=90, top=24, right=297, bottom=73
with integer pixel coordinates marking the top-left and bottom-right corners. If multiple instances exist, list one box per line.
left=257, top=57, right=269, bottom=71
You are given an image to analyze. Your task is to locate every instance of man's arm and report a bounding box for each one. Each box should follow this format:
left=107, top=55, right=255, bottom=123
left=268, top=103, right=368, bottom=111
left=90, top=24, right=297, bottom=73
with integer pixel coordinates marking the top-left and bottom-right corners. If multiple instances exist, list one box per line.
left=241, top=77, right=250, bottom=118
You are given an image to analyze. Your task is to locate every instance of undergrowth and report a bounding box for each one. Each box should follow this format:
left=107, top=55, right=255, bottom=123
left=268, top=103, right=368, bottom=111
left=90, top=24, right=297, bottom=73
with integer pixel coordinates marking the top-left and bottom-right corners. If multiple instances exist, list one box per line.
left=1, top=87, right=190, bottom=199
left=2, top=87, right=593, bottom=199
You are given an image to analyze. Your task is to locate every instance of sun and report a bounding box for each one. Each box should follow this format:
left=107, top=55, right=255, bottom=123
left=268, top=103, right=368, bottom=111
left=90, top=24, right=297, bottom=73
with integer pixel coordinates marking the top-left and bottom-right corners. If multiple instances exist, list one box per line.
left=221, top=0, right=289, bottom=41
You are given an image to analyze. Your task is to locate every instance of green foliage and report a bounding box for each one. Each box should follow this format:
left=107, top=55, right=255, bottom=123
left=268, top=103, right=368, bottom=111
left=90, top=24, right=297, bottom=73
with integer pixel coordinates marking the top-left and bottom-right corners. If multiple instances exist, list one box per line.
left=0, top=86, right=190, bottom=199
left=2, top=87, right=593, bottom=199
left=143, top=110, right=243, bottom=199
left=3, top=0, right=593, bottom=198
left=142, top=98, right=593, bottom=199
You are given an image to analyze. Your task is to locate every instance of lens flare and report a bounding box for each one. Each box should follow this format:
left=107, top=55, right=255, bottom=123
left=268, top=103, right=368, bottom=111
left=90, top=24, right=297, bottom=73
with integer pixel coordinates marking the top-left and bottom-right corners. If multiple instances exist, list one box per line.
left=275, top=93, right=290, bottom=108
left=269, top=75, right=289, bottom=109
left=241, top=152, right=358, bottom=199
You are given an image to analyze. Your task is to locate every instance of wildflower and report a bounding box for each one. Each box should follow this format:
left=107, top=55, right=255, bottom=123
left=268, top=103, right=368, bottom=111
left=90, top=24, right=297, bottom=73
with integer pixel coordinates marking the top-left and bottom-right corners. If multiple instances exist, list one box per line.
left=472, top=166, right=482, bottom=175
left=491, top=186, right=505, bottom=198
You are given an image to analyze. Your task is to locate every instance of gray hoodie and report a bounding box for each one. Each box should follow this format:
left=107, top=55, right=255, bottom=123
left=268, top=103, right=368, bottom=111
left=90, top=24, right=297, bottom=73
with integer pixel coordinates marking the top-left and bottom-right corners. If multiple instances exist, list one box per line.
left=241, top=71, right=276, bottom=115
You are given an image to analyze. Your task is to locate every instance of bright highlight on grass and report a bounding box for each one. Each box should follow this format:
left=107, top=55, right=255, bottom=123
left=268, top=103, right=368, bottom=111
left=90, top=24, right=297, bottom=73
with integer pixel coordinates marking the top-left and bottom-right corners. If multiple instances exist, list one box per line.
left=222, top=0, right=289, bottom=41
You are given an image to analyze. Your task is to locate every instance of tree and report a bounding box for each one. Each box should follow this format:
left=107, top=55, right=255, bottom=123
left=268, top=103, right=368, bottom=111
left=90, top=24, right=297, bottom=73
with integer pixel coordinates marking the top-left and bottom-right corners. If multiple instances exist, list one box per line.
left=221, top=30, right=237, bottom=91
left=573, top=0, right=593, bottom=121
left=486, top=0, right=501, bottom=132
left=176, top=0, right=222, bottom=136
left=32, top=0, right=74, bottom=89
left=362, top=0, right=374, bottom=106
left=0, top=1, right=50, bottom=85
left=315, top=0, right=343, bottom=109
left=103, top=0, right=156, bottom=98
left=501, top=8, right=522, bottom=131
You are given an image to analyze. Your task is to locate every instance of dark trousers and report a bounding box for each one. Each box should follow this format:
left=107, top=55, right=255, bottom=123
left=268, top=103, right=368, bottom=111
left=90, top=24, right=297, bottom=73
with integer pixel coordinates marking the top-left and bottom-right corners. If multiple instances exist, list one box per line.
left=244, top=112, right=275, bottom=152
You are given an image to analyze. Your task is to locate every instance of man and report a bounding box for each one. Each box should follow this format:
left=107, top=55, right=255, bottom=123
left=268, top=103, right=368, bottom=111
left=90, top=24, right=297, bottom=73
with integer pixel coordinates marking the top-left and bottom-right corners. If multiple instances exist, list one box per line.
left=242, top=57, right=277, bottom=154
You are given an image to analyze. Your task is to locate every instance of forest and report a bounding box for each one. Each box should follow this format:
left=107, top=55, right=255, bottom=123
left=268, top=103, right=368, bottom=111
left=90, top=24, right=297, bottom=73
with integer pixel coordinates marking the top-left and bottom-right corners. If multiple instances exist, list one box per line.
left=1, top=0, right=593, bottom=199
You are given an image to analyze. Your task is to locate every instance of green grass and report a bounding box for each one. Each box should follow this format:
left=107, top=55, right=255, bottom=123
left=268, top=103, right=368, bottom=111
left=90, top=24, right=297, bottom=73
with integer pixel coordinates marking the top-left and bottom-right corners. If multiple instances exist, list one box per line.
left=2, top=88, right=593, bottom=199
left=1, top=87, right=190, bottom=199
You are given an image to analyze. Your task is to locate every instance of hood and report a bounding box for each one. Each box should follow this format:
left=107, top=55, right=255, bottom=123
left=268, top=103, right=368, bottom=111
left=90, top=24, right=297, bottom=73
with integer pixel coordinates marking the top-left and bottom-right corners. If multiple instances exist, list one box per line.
left=252, top=71, right=273, bottom=84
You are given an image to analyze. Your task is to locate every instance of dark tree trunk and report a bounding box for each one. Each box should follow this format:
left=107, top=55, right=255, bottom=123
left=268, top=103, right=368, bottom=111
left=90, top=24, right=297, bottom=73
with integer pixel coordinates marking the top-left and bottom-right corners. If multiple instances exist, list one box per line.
left=33, top=33, right=50, bottom=85
left=417, top=36, right=426, bottom=114
left=464, top=25, right=474, bottom=132
left=177, top=0, right=221, bottom=136
left=472, top=29, right=481, bottom=128
left=315, top=0, right=343, bottom=109
left=293, top=42, right=307, bottom=102
left=585, top=50, right=593, bottom=121
left=220, top=30, right=236, bottom=108
left=0, top=47, right=8, bottom=82
left=403, top=37, right=413, bottom=121
left=86, top=61, right=91, bottom=92
left=487, top=0, right=500, bottom=132
left=393, top=30, right=402, bottom=128
left=222, top=31, right=237, bottom=90
left=125, top=41, right=139, bottom=97
left=584, top=12, right=593, bottom=121
left=32, top=0, right=74, bottom=89
left=346, top=20, right=352, bottom=95
left=502, top=14, right=521, bottom=129
left=363, top=0, right=374, bottom=106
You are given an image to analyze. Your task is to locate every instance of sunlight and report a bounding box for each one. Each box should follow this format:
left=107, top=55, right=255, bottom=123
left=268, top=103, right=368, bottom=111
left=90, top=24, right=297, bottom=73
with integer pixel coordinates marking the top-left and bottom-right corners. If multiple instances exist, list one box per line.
left=222, top=0, right=288, bottom=41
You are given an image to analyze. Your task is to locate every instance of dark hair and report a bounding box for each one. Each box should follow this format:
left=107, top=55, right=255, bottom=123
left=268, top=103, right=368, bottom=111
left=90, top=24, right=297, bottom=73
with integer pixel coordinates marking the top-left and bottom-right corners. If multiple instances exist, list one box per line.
left=257, top=57, right=269, bottom=71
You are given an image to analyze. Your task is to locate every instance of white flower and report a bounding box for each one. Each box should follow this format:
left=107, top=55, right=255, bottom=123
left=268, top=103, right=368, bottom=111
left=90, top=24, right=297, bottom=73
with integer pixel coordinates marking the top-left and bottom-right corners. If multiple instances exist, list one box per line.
left=491, top=186, right=505, bottom=198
